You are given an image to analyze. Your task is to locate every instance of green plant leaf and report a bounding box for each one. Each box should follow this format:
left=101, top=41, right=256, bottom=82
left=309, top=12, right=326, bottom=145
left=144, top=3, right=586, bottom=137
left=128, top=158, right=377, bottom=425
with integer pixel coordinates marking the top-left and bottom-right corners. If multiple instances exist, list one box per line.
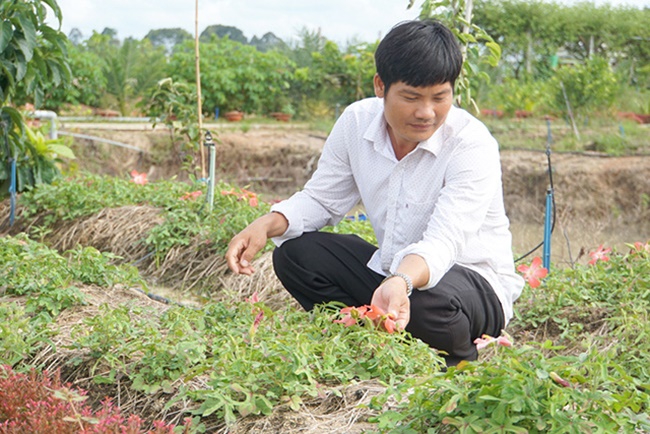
left=0, top=21, right=13, bottom=53
left=47, top=144, right=76, bottom=159
left=15, top=16, right=37, bottom=62
left=40, top=0, right=63, bottom=24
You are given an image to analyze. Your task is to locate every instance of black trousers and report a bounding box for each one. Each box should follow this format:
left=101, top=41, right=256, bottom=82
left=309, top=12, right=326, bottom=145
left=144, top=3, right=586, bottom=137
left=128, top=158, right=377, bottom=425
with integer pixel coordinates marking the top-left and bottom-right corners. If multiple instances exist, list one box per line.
left=272, top=231, right=505, bottom=366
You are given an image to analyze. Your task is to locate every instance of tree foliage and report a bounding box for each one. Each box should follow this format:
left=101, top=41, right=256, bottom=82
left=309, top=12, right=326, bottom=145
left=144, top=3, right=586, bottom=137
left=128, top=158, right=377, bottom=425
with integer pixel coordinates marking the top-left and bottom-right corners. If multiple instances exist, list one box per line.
left=1, top=0, right=74, bottom=196
left=410, top=0, right=502, bottom=113
left=0, top=0, right=71, bottom=106
left=200, top=24, right=248, bottom=44
left=165, top=37, right=295, bottom=114
left=144, top=27, right=192, bottom=54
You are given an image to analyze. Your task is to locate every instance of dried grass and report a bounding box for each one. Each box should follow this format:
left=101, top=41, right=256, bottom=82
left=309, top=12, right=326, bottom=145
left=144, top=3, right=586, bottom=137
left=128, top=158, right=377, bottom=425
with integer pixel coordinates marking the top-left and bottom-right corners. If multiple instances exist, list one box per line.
left=224, top=380, right=390, bottom=434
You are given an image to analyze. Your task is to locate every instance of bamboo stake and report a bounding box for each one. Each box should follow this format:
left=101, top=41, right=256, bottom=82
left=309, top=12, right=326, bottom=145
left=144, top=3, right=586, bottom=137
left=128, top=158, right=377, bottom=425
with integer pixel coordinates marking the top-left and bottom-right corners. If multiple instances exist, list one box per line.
left=195, top=0, right=205, bottom=178
left=560, top=81, right=581, bottom=141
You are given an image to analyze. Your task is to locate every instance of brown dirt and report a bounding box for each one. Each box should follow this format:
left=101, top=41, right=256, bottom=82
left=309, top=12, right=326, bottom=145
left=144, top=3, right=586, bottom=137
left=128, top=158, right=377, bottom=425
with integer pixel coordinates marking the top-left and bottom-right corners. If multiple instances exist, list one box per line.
left=62, top=122, right=650, bottom=252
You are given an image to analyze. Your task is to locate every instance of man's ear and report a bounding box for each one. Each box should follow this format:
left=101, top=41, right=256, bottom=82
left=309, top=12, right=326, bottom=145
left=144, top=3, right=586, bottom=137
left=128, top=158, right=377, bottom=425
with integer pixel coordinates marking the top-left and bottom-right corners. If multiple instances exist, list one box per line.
left=373, top=74, right=385, bottom=98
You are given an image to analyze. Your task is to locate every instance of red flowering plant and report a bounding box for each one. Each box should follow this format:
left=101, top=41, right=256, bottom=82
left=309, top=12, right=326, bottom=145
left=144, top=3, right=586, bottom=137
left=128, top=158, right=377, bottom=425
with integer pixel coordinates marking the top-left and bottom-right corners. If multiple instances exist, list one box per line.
left=180, top=190, right=202, bottom=201
left=474, top=331, right=514, bottom=351
left=628, top=241, right=650, bottom=259
left=588, top=244, right=612, bottom=265
left=245, top=291, right=270, bottom=342
left=221, top=187, right=259, bottom=207
left=334, top=304, right=398, bottom=334
left=516, top=256, right=548, bottom=288
left=0, top=365, right=191, bottom=433
left=129, top=170, right=148, bottom=185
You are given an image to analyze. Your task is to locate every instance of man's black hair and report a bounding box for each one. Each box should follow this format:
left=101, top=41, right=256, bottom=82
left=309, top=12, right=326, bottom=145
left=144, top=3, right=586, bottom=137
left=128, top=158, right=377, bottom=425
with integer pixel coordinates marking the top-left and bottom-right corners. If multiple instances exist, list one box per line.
left=375, top=20, right=463, bottom=94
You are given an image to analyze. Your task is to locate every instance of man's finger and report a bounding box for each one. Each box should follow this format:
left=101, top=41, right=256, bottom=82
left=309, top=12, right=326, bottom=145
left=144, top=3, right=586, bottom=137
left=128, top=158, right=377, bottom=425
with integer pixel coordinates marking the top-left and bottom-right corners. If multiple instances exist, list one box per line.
left=226, top=240, right=247, bottom=273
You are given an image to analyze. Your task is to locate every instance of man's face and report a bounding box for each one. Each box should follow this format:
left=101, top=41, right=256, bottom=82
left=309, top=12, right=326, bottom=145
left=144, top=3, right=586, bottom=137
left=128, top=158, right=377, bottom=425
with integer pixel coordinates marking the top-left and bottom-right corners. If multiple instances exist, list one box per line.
left=374, top=75, right=454, bottom=150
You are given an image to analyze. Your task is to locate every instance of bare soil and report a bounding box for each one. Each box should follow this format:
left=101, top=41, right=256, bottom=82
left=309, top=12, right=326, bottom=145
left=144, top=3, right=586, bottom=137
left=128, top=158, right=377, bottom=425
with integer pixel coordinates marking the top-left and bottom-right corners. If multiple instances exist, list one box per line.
left=62, top=121, right=650, bottom=264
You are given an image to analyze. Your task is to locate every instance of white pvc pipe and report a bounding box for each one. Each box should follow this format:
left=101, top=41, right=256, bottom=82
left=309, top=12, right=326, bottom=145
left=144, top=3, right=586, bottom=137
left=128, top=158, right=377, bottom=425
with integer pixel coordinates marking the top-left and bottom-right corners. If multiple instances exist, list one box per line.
left=30, top=110, right=58, bottom=140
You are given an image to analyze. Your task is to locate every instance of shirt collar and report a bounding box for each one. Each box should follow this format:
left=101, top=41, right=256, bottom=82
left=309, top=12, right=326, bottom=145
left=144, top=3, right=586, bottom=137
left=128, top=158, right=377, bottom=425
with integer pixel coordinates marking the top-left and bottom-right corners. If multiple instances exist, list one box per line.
left=363, top=101, right=457, bottom=158
left=364, top=104, right=395, bottom=159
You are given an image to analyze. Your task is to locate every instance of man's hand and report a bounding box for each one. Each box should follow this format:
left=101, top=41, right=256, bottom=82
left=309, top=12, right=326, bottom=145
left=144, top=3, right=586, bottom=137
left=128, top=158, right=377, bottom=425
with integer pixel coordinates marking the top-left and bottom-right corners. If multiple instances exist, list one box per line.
left=225, top=212, right=289, bottom=275
left=225, top=225, right=267, bottom=275
left=371, top=276, right=411, bottom=330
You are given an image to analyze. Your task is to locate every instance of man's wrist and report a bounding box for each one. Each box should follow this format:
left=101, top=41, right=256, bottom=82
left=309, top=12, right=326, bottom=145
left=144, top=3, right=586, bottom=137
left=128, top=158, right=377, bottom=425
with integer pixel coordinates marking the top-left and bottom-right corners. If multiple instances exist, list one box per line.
left=382, top=272, right=414, bottom=297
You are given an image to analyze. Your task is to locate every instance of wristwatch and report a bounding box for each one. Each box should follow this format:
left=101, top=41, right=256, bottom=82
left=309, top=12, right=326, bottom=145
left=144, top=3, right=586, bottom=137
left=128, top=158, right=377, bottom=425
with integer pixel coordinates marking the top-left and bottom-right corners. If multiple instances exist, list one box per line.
left=382, top=272, right=414, bottom=297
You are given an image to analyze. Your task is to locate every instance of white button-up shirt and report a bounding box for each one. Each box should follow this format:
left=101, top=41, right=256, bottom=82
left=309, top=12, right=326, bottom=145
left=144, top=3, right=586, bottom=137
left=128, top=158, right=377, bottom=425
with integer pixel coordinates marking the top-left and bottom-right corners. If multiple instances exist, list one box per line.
left=271, top=97, right=524, bottom=322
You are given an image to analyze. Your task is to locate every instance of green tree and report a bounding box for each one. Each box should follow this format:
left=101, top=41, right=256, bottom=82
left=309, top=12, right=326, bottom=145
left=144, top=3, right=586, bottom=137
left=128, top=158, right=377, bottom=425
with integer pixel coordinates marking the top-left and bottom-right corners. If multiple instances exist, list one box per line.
left=250, top=32, right=287, bottom=53
left=1, top=0, right=74, bottom=196
left=285, top=27, right=327, bottom=69
left=166, top=37, right=294, bottom=114
left=473, top=0, right=564, bottom=79
left=200, top=25, right=247, bottom=44
left=548, top=56, right=618, bottom=119
left=85, top=32, right=167, bottom=115
left=301, top=40, right=376, bottom=108
left=410, top=0, right=501, bottom=113
left=144, top=27, right=192, bottom=55
left=0, top=0, right=71, bottom=195
left=0, top=0, right=71, bottom=106
left=43, top=41, right=107, bottom=110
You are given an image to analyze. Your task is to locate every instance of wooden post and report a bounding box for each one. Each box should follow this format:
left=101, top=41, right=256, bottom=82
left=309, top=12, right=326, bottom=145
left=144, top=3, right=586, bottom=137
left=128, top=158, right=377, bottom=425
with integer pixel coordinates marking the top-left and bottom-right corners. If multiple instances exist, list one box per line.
left=195, top=0, right=205, bottom=178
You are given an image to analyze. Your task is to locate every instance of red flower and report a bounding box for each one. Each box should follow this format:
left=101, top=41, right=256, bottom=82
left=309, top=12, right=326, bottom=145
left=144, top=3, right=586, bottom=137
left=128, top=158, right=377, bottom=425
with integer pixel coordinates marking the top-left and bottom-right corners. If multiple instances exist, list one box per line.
left=221, top=187, right=259, bottom=207
left=588, top=244, right=612, bottom=265
left=516, top=256, right=548, bottom=288
left=130, top=170, right=147, bottom=185
left=364, top=304, right=386, bottom=321
left=333, top=306, right=367, bottom=327
left=334, top=305, right=396, bottom=333
left=246, top=291, right=260, bottom=304
left=249, top=310, right=264, bottom=338
left=382, top=315, right=397, bottom=334
left=180, top=190, right=202, bottom=200
left=474, top=332, right=513, bottom=351
left=241, top=188, right=259, bottom=207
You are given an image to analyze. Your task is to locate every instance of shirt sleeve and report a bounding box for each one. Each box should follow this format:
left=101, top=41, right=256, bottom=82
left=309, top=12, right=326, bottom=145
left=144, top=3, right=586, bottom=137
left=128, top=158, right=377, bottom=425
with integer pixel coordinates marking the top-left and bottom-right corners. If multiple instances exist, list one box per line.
left=270, top=111, right=362, bottom=246
left=390, top=135, right=502, bottom=289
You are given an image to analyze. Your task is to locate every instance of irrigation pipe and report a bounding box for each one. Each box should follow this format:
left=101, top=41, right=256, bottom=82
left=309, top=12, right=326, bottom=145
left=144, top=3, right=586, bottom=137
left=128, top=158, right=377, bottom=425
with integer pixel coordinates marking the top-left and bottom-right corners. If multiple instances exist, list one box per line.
left=58, top=131, right=148, bottom=153
left=514, top=118, right=557, bottom=266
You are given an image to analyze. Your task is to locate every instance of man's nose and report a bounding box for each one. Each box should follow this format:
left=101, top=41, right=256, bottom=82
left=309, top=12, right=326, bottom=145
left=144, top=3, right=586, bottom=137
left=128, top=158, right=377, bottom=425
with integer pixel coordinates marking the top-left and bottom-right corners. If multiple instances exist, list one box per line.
left=414, top=102, right=436, bottom=120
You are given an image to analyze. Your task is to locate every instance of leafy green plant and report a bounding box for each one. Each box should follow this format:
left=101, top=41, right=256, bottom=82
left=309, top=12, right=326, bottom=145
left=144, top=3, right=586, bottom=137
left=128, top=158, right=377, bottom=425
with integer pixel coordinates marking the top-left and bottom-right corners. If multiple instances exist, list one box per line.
left=0, top=234, right=144, bottom=322
left=141, top=77, right=201, bottom=169
left=0, top=0, right=73, bottom=194
left=166, top=37, right=295, bottom=114
left=0, top=303, right=53, bottom=366
left=547, top=57, right=618, bottom=120
left=68, top=298, right=444, bottom=426
left=370, top=342, right=650, bottom=433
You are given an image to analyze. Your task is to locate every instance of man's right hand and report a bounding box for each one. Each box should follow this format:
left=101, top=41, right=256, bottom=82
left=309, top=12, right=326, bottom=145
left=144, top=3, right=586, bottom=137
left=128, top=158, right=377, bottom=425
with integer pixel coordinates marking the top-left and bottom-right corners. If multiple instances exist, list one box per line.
left=225, top=212, right=288, bottom=275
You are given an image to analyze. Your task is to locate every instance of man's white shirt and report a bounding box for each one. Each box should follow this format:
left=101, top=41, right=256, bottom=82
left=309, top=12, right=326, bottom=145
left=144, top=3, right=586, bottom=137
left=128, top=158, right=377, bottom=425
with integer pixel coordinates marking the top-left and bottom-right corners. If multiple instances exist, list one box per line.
left=271, top=97, right=524, bottom=323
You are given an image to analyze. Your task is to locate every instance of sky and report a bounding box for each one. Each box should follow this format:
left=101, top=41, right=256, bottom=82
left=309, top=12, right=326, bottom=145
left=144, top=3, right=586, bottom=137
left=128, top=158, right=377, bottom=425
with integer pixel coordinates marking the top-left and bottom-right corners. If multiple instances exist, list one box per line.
left=50, top=0, right=649, bottom=46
